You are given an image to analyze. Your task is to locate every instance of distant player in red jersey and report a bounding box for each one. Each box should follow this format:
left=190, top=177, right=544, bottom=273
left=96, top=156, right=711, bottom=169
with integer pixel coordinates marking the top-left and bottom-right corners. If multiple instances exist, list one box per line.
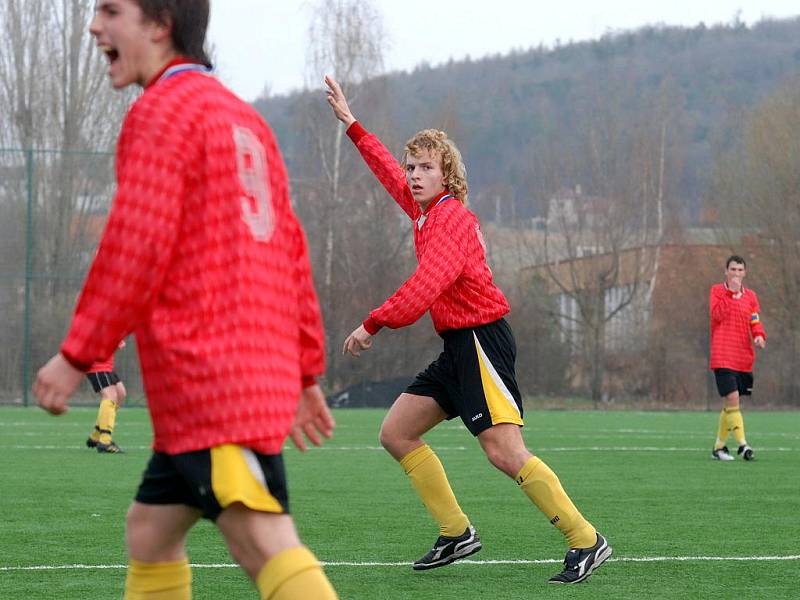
left=86, top=341, right=127, bottom=454
left=709, top=255, right=766, bottom=462
left=33, top=2, right=338, bottom=599
left=325, top=76, right=611, bottom=585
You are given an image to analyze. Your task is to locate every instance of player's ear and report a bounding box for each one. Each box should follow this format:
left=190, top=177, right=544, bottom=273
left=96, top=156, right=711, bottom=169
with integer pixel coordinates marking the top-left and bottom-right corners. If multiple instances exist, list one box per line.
left=149, top=11, right=173, bottom=44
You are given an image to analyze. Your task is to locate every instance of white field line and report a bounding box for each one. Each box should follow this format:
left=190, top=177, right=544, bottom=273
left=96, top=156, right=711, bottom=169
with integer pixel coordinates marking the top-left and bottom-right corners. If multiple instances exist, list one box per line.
left=2, top=555, right=799, bottom=572
left=0, top=444, right=796, bottom=452
left=3, top=422, right=799, bottom=440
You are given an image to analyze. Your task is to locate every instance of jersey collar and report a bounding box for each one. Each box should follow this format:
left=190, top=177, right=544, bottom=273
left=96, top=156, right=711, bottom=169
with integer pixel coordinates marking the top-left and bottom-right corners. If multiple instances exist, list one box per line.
left=146, top=57, right=211, bottom=88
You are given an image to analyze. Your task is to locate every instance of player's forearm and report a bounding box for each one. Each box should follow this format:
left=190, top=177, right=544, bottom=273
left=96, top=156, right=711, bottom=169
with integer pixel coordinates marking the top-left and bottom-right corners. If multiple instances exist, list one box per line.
left=346, top=122, right=417, bottom=219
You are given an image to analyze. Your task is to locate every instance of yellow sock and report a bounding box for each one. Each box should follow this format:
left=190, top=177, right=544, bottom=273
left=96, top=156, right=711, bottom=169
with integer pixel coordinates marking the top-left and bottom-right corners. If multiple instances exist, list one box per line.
left=399, top=445, right=470, bottom=537
left=256, top=546, right=338, bottom=600
left=714, top=409, right=728, bottom=449
left=124, top=558, right=191, bottom=600
left=516, top=456, right=596, bottom=549
left=97, top=399, right=118, bottom=444
left=725, top=407, right=747, bottom=446
left=89, top=425, right=101, bottom=443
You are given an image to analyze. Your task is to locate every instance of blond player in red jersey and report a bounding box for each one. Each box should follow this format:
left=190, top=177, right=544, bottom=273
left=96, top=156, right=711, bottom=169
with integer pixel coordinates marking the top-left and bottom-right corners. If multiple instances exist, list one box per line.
left=709, top=255, right=766, bottom=461
left=33, top=2, right=338, bottom=599
left=325, top=76, right=611, bottom=585
left=86, top=341, right=127, bottom=454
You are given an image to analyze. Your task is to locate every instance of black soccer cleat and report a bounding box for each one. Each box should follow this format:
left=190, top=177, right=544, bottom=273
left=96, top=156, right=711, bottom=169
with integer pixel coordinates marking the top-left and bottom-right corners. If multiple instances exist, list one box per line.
left=737, top=445, right=754, bottom=461
left=413, top=525, right=482, bottom=570
left=86, top=426, right=102, bottom=448
left=548, top=533, right=612, bottom=584
left=96, top=441, right=124, bottom=454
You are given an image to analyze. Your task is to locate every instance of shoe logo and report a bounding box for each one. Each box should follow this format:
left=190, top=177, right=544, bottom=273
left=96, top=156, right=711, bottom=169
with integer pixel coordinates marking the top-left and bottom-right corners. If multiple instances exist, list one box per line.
left=455, top=536, right=475, bottom=552
left=577, top=556, right=590, bottom=575
left=432, top=542, right=453, bottom=560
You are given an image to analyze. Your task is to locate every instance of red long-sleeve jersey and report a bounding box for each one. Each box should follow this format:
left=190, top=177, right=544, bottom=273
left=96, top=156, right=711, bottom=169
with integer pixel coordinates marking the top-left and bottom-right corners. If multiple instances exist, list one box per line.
left=87, top=356, right=114, bottom=374
left=709, top=283, right=766, bottom=372
left=61, top=65, right=325, bottom=454
left=346, top=122, right=509, bottom=334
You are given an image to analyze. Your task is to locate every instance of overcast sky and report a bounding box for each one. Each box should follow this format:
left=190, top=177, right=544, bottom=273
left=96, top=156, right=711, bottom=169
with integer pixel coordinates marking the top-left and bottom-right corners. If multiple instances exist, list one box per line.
left=206, top=0, right=800, bottom=102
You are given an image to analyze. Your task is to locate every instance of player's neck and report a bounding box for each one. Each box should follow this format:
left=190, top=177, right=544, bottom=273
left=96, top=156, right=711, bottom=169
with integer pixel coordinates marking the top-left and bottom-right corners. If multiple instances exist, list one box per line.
left=142, top=49, right=182, bottom=88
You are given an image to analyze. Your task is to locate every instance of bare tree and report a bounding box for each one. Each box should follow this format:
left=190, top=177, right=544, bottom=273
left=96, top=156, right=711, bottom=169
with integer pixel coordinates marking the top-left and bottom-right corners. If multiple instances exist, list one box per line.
left=304, top=0, right=387, bottom=290
left=0, top=0, right=131, bottom=400
left=295, top=0, right=397, bottom=389
left=535, top=92, right=673, bottom=406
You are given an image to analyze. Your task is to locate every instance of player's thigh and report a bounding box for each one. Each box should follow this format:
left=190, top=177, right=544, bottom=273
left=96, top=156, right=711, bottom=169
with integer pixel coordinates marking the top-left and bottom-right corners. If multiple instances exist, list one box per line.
left=381, top=392, right=448, bottom=442
left=216, top=505, right=301, bottom=580
left=126, top=501, right=201, bottom=562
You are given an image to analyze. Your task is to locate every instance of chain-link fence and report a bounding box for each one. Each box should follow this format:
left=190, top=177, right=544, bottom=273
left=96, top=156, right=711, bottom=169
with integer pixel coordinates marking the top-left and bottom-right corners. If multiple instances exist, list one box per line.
left=0, top=147, right=143, bottom=406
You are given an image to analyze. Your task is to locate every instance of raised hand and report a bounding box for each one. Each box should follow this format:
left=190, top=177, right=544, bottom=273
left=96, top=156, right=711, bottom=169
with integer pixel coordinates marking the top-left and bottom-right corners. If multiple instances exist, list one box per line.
left=324, top=75, right=356, bottom=128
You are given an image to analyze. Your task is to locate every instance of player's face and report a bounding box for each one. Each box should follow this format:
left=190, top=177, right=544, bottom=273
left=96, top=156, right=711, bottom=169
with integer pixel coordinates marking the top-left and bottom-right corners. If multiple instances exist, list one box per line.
left=405, top=149, right=446, bottom=209
left=89, top=0, right=170, bottom=89
left=725, top=261, right=746, bottom=282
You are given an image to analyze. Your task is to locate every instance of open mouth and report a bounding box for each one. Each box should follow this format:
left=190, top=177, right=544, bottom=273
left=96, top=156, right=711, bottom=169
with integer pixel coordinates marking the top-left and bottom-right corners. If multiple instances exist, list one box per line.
left=98, top=44, right=119, bottom=64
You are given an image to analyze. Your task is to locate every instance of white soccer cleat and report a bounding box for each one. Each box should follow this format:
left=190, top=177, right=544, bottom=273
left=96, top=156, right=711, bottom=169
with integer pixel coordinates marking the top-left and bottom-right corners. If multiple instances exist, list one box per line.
left=712, top=446, right=734, bottom=461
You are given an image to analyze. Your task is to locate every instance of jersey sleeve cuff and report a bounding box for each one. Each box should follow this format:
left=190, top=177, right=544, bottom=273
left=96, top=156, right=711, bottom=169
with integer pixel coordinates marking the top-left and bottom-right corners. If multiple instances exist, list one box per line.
left=346, top=121, right=368, bottom=144
left=363, top=317, right=382, bottom=335
left=60, top=348, right=91, bottom=372
left=301, top=375, right=318, bottom=389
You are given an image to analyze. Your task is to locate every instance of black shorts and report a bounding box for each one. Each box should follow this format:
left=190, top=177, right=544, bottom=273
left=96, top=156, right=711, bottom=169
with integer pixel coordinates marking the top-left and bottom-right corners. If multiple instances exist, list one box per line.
left=714, top=369, right=754, bottom=397
left=134, top=445, right=290, bottom=521
left=86, top=371, right=120, bottom=393
left=406, top=318, right=524, bottom=436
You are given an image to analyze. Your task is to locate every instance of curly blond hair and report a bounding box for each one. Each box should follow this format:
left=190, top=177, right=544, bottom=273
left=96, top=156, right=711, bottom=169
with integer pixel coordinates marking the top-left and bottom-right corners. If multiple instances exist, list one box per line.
left=400, top=129, right=468, bottom=205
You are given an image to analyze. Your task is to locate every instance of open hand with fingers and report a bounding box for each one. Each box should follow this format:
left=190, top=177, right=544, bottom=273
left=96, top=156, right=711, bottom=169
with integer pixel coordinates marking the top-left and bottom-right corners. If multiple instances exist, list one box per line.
left=324, top=75, right=356, bottom=128
left=342, top=324, right=373, bottom=357
left=289, top=384, right=336, bottom=452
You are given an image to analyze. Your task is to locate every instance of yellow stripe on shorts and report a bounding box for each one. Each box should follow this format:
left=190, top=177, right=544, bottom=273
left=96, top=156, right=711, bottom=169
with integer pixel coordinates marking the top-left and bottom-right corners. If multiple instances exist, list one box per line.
left=210, top=444, right=284, bottom=513
left=473, top=333, right=523, bottom=427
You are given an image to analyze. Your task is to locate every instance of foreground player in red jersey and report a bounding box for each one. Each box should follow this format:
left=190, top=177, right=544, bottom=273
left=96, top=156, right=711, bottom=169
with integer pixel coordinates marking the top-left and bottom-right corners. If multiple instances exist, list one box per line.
left=325, top=76, right=611, bottom=584
left=33, top=2, right=338, bottom=598
left=709, top=255, right=766, bottom=462
left=86, top=341, right=127, bottom=454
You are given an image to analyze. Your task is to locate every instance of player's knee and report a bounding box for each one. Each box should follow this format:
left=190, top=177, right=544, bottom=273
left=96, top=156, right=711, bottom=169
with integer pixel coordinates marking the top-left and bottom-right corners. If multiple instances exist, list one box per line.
left=225, top=537, right=259, bottom=578
left=481, top=443, right=520, bottom=477
left=126, top=506, right=184, bottom=562
left=115, top=382, right=127, bottom=406
left=484, top=448, right=510, bottom=473
left=378, top=420, right=397, bottom=451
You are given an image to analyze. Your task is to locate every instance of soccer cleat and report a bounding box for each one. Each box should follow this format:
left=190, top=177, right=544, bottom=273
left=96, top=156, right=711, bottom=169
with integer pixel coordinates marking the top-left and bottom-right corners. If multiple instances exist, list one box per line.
left=86, top=437, right=99, bottom=449
left=413, top=525, right=482, bottom=570
left=96, top=441, right=124, bottom=454
left=737, top=445, right=754, bottom=461
left=548, top=533, right=612, bottom=584
left=712, top=446, right=734, bottom=461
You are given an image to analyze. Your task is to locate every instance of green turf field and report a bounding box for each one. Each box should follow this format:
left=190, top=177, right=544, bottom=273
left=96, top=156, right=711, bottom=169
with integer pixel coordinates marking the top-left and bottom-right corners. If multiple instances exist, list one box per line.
left=1, top=407, right=798, bottom=599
